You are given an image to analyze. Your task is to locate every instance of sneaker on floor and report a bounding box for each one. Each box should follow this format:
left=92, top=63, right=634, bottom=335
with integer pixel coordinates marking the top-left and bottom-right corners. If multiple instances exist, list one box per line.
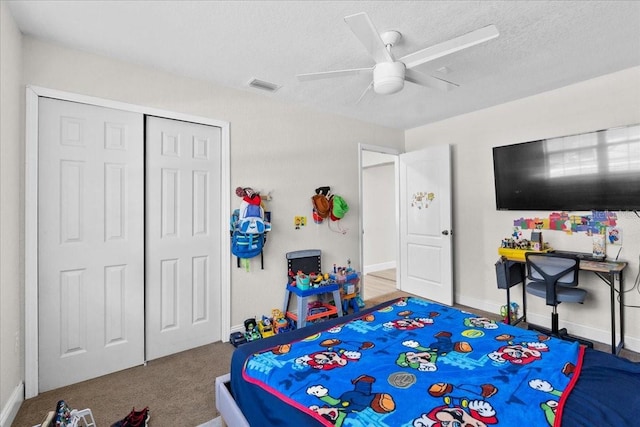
left=111, top=407, right=150, bottom=427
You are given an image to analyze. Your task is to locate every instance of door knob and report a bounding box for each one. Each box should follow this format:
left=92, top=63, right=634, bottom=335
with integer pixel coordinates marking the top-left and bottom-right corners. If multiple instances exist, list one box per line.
left=441, top=230, right=449, bottom=235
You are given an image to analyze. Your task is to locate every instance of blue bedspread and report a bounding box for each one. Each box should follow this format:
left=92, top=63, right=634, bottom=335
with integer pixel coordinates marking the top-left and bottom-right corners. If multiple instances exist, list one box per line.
left=238, top=297, right=585, bottom=426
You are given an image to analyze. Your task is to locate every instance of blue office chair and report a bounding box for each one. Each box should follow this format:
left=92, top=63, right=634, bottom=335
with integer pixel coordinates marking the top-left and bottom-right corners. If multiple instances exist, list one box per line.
left=525, top=252, right=593, bottom=347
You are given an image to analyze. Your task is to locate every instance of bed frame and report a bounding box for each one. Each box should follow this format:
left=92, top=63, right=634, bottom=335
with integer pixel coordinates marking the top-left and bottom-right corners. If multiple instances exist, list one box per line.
left=215, top=373, right=249, bottom=427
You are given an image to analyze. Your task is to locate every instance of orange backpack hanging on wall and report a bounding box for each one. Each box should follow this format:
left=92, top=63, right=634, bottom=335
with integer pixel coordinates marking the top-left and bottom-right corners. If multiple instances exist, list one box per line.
left=311, top=186, right=331, bottom=223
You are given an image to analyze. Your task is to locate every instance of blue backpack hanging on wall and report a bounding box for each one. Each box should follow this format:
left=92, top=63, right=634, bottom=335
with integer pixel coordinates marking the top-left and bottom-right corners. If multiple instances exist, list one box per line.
left=231, top=187, right=270, bottom=267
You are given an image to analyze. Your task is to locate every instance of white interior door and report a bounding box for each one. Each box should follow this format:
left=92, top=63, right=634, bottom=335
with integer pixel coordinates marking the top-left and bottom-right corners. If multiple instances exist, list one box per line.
left=145, top=116, right=222, bottom=360
left=38, top=98, right=145, bottom=391
left=399, top=145, right=453, bottom=306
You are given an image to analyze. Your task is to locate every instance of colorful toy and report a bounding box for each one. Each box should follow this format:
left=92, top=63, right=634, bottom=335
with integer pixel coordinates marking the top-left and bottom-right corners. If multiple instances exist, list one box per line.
left=308, top=301, right=330, bottom=317
left=272, top=309, right=293, bottom=333
left=229, top=331, right=247, bottom=347
left=244, top=318, right=261, bottom=342
left=296, top=271, right=311, bottom=290
left=500, top=302, right=520, bottom=324
left=258, top=315, right=275, bottom=338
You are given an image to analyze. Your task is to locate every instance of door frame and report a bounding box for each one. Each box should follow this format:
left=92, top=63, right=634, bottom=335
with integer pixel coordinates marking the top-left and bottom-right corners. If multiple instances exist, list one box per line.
left=357, top=143, right=402, bottom=296
left=24, top=85, right=231, bottom=398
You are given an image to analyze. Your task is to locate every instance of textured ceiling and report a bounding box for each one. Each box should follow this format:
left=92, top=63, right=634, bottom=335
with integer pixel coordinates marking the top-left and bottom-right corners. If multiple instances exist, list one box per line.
left=7, top=0, right=640, bottom=130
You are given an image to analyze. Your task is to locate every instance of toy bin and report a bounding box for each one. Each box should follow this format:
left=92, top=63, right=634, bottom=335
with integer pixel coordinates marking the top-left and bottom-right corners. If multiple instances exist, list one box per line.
left=296, top=274, right=311, bottom=290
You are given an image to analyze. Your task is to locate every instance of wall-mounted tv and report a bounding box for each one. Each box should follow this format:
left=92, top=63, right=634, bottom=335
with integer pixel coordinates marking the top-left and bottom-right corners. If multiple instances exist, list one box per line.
left=493, top=124, right=640, bottom=211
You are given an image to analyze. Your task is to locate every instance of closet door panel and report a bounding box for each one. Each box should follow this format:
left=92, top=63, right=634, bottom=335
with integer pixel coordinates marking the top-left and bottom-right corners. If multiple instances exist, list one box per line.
left=145, top=116, right=222, bottom=360
left=38, top=98, right=144, bottom=392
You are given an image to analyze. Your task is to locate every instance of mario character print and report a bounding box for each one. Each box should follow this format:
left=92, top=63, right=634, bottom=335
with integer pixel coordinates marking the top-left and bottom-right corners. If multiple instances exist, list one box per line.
left=488, top=333, right=549, bottom=366
left=488, top=341, right=548, bottom=366
left=383, top=310, right=440, bottom=331
left=307, top=374, right=395, bottom=427
left=396, top=331, right=473, bottom=372
left=463, top=316, right=499, bottom=330
left=413, top=382, right=499, bottom=427
left=295, top=338, right=374, bottom=371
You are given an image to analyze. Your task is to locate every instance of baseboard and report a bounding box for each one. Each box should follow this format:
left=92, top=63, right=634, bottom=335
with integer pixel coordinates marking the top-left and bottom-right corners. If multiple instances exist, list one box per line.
left=363, top=261, right=396, bottom=275
left=0, top=382, right=24, bottom=427
left=456, top=293, right=640, bottom=353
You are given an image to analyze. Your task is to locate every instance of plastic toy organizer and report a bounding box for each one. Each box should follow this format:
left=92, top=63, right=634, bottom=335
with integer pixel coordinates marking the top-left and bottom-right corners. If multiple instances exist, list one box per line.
left=283, top=283, right=342, bottom=328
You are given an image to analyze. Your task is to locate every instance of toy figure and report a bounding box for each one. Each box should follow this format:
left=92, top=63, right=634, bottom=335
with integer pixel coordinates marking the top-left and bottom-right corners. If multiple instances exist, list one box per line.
left=499, top=303, right=519, bottom=324
left=272, top=309, right=292, bottom=333
left=258, top=315, right=275, bottom=338
left=244, top=318, right=261, bottom=342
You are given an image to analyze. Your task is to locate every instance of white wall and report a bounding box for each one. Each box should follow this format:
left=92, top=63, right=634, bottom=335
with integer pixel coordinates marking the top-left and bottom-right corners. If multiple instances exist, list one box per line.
left=20, top=36, right=405, bottom=331
left=0, top=2, right=25, bottom=424
left=406, top=66, right=640, bottom=351
left=363, top=162, right=396, bottom=271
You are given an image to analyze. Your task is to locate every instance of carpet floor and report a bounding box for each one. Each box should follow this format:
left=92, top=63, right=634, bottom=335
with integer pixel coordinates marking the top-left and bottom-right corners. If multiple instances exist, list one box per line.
left=13, top=342, right=233, bottom=426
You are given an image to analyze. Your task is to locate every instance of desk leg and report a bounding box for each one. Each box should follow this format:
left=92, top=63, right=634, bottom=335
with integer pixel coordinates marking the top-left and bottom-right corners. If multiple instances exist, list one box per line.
left=610, top=271, right=616, bottom=354
left=618, top=271, right=625, bottom=354
left=521, top=281, right=527, bottom=324
left=505, top=285, right=511, bottom=325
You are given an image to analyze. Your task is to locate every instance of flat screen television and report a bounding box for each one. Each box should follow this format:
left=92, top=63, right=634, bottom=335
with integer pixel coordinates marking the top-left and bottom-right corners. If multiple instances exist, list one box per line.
left=493, top=124, right=640, bottom=211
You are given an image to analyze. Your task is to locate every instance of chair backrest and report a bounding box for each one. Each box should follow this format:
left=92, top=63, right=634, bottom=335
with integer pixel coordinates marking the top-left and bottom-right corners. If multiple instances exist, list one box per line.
left=525, top=253, right=580, bottom=306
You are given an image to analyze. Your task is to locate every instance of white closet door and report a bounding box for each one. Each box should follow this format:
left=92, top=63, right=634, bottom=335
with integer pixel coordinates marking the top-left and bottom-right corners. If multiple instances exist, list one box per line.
left=38, top=98, right=145, bottom=392
left=145, top=116, right=222, bottom=360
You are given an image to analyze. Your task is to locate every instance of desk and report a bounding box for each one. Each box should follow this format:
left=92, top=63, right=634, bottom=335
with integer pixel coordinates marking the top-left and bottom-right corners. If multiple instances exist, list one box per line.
left=497, top=254, right=626, bottom=355
left=578, top=260, right=627, bottom=354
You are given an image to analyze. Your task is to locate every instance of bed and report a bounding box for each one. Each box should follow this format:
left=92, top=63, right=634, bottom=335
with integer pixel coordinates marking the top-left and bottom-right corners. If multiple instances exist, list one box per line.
left=216, top=296, right=640, bottom=426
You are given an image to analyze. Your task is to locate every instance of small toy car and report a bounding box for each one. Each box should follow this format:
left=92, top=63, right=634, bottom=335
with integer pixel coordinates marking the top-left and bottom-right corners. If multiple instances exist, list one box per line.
left=229, top=331, right=247, bottom=347
left=272, top=309, right=293, bottom=333
left=258, top=315, right=275, bottom=338
left=244, top=318, right=261, bottom=342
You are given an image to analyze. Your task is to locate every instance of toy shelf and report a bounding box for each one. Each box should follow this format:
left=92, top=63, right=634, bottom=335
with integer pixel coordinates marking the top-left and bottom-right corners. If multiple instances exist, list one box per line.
left=283, top=283, right=343, bottom=328
left=286, top=302, right=339, bottom=324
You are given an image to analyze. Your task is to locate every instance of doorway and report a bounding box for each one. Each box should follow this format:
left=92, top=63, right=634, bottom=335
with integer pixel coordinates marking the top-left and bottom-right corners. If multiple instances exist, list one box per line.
left=25, top=86, right=230, bottom=397
left=358, top=144, right=400, bottom=300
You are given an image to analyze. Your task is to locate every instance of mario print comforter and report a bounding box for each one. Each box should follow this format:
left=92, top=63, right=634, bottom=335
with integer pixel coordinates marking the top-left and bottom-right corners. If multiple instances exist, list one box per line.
left=240, top=297, right=583, bottom=427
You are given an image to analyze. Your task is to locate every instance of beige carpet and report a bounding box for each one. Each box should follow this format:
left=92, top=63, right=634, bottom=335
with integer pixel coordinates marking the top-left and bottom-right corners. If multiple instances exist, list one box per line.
left=13, top=342, right=232, bottom=427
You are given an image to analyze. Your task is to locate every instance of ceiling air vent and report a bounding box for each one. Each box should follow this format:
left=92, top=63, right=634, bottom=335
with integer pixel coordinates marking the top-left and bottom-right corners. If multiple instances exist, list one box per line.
left=248, top=78, right=281, bottom=92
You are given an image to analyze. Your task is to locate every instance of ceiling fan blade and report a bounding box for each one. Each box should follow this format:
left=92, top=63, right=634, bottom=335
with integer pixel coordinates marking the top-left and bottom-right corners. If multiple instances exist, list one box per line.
left=344, top=12, right=394, bottom=63
left=400, top=24, right=499, bottom=69
left=296, top=67, right=373, bottom=82
left=405, top=68, right=459, bottom=92
left=356, top=82, right=375, bottom=105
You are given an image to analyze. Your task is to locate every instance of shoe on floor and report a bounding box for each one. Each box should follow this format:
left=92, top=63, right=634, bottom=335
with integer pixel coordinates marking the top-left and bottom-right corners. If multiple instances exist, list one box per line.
left=111, top=407, right=150, bottom=427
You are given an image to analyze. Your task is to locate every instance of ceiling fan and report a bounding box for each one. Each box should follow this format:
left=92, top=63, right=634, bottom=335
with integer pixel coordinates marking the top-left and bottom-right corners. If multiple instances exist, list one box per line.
left=296, top=12, right=499, bottom=102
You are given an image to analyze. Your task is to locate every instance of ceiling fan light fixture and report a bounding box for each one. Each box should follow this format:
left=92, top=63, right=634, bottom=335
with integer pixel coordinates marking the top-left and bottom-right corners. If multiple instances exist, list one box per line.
left=373, top=62, right=405, bottom=95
